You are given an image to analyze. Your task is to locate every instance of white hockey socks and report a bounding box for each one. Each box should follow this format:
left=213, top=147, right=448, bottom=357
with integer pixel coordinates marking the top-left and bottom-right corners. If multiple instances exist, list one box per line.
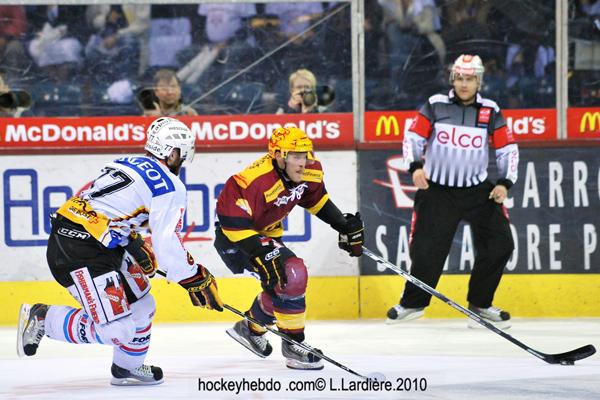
left=44, top=305, right=101, bottom=344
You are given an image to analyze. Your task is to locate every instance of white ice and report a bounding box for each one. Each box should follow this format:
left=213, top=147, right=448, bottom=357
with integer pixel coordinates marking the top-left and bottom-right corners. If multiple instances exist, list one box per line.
left=1, top=319, right=599, bottom=400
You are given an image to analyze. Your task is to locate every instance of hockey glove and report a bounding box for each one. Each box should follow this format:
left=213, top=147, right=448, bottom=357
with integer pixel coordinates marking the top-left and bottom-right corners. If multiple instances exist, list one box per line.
left=250, top=243, right=287, bottom=295
left=338, top=212, right=364, bottom=257
left=124, top=232, right=158, bottom=277
left=179, top=264, right=223, bottom=311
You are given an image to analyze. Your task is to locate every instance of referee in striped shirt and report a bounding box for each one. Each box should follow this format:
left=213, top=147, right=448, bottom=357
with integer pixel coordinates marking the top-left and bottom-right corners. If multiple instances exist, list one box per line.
left=387, top=54, right=519, bottom=329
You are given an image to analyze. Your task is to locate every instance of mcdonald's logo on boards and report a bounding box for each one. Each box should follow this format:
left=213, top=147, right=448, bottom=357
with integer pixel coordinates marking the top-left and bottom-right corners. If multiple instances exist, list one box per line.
left=580, top=112, right=600, bottom=133
left=375, top=115, right=400, bottom=136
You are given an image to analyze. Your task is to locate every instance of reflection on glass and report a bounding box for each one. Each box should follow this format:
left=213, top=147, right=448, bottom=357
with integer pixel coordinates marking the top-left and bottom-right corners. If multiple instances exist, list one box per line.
left=0, top=2, right=352, bottom=117
left=365, top=0, right=556, bottom=111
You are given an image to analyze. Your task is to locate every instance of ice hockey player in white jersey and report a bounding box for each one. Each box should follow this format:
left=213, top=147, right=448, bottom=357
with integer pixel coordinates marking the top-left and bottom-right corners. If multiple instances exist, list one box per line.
left=17, top=117, right=223, bottom=386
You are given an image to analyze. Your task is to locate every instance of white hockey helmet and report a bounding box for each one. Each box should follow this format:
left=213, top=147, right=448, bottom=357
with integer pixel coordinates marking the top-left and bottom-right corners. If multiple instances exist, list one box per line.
left=449, top=54, right=485, bottom=85
left=145, top=117, right=195, bottom=164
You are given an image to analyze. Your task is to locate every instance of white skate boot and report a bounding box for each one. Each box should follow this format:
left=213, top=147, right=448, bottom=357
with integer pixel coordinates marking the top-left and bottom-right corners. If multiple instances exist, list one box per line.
left=226, top=319, right=273, bottom=358
left=468, top=304, right=511, bottom=329
left=17, top=303, right=49, bottom=357
left=386, top=304, right=425, bottom=324
left=282, top=340, right=324, bottom=370
left=110, top=363, right=164, bottom=386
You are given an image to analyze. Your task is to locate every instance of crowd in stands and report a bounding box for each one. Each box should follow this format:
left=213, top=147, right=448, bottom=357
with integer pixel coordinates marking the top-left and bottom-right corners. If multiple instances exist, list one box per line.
left=0, top=1, right=597, bottom=117
left=365, top=0, right=562, bottom=110
left=0, top=2, right=351, bottom=116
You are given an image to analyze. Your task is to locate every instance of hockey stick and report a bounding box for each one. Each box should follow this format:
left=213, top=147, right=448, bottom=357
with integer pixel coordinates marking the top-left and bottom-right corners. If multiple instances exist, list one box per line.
left=362, top=246, right=596, bottom=365
left=155, top=269, right=383, bottom=381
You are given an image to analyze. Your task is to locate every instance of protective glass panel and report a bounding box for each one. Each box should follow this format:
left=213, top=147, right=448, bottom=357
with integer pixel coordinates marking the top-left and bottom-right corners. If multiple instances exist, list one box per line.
left=568, top=0, right=600, bottom=107
left=0, top=2, right=352, bottom=117
left=364, top=0, right=557, bottom=111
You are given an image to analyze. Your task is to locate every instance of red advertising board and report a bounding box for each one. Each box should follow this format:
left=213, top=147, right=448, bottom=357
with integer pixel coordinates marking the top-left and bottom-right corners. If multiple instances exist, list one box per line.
left=364, top=109, right=557, bottom=142
left=567, top=107, right=600, bottom=139
left=0, top=113, right=354, bottom=153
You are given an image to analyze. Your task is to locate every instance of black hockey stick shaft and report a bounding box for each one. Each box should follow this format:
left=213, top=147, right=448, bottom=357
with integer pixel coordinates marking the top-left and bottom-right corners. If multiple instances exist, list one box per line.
left=222, top=304, right=372, bottom=380
left=362, top=246, right=596, bottom=365
left=155, top=269, right=371, bottom=380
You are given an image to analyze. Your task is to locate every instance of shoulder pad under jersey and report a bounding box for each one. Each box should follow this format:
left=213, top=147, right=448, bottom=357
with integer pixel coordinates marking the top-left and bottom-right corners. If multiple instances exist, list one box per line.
left=233, top=154, right=274, bottom=189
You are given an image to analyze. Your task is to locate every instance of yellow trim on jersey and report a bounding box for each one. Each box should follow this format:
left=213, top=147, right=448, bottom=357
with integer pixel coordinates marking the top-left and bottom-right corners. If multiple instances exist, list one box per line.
left=56, top=197, right=111, bottom=243
left=264, top=180, right=285, bottom=203
left=235, top=198, right=253, bottom=216
left=222, top=227, right=261, bottom=242
left=274, top=310, right=306, bottom=330
left=301, top=168, right=323, bottom=183
left=259, top=220, right=284, bottom=238
left=119, top=205, right=150, bottom=221
left=305, top=193, right=330, bottom=215
left=233, top=155, right=273, bottom=189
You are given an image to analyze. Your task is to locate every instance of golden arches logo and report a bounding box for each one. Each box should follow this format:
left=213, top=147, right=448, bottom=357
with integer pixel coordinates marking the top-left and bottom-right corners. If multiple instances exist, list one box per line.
left=580, top=112, right=600, bottom=133
left=375, top=115, right=400, bottom=136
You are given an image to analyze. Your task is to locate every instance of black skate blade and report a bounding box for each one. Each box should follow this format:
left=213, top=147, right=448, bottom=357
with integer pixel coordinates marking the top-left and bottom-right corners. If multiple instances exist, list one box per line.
left=544, top=344, right=596, bottom=365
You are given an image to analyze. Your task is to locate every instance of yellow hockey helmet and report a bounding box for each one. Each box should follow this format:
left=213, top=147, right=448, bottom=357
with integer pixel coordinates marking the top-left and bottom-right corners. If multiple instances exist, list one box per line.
left=268, top=127, right=314, bottom=160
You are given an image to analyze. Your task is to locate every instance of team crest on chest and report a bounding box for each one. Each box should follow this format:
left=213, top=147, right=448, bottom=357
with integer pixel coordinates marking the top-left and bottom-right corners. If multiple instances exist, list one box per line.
left=274, top=183, right=308, bottom=207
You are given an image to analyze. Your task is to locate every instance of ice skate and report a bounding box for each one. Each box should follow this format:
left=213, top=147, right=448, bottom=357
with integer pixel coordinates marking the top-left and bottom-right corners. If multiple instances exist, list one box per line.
left=386, top=304, right=425, bottom=324
left=282, top=340, right=324, bottom=370
left=468, top=304, right=511, bottom=329
left=226, top=319, right=273, bottom=358
left=17, top=303, right=49, bottom=357
left=110, top=363, right=164, bottom=386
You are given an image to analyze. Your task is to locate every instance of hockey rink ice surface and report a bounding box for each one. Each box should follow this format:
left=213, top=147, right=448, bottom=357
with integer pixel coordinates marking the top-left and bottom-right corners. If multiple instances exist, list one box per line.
left=1, top=319, right=599, bottom=400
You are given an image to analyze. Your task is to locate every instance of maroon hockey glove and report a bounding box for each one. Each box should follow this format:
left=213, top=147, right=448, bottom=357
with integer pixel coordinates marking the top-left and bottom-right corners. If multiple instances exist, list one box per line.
left=179, top=264, right=223, bottom=311
left=338, top=212, right=364, bottom=257
left=124, top=232, right=158, bottom=277
left=250, top=243, right=287, bottom=295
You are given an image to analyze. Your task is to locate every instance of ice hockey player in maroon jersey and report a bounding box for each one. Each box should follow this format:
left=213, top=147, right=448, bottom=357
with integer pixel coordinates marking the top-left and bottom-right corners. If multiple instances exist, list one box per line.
left=215, top=126, right=364, bottom=370
left=387, top=54, right=519, bottom=329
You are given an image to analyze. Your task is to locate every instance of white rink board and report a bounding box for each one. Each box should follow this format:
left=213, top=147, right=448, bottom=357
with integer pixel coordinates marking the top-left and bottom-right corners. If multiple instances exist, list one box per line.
left=0, top=151, right=358, bottom=281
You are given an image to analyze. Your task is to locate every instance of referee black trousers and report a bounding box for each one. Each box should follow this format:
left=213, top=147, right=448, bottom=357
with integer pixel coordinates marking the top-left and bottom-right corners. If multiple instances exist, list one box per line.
left=400, top=181, right=514, bottom=309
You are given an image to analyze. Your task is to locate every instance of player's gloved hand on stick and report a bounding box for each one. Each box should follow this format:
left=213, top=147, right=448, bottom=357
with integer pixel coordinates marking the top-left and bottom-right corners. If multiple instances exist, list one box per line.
left=250, top=243, right=287, bottom=295
left=124, top=232, right=158, bottom=277
left=338, top=212, right=364, bottom=257
left=179, top=264, right=223, bottom=311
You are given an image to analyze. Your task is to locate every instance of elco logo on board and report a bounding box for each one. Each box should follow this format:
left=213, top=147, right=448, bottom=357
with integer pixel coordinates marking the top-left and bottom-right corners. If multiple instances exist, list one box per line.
left=375, top=115, right=401, bottom=136
left=580, top=112, right=600, bottom=133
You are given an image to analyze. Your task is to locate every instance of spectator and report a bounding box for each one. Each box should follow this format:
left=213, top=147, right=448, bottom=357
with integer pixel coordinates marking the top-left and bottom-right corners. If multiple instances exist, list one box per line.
left=147, top=5, right=192, bottom=71
left=276, top=69, right=325, bottom=114
left=177, top=3, right=257, bottom=87
left=0, top=6, right=28, bottom=81
left=0, top=72, right=32, bottom=117
left=504, top=26, right=555, bottom=108
left=263, top=3, right=325, bottom=74
left=26, top=5, right=89, bottom=84
left=379, top=0, right=445, bottom=105
left=441, top=0, right=492, bottom=62
left=86, top=5, right=150, bottom=75
left=84, top=6, right=140, bottom=89
left=141, top=69, right=197, bottom=116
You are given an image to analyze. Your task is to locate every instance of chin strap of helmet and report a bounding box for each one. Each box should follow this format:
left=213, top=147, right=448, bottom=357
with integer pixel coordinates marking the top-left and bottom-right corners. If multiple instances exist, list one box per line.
left=272, top=157, right=293, bottom=185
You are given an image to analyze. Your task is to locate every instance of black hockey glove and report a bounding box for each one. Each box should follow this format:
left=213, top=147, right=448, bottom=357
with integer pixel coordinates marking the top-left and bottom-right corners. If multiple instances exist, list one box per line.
left=250, top=243, right=287, bottom=295
left=338, top=212, right=364, bottom=257
left=179, top=264, right=223, bottom=311
left=124, top=232, right=158, bottom=277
